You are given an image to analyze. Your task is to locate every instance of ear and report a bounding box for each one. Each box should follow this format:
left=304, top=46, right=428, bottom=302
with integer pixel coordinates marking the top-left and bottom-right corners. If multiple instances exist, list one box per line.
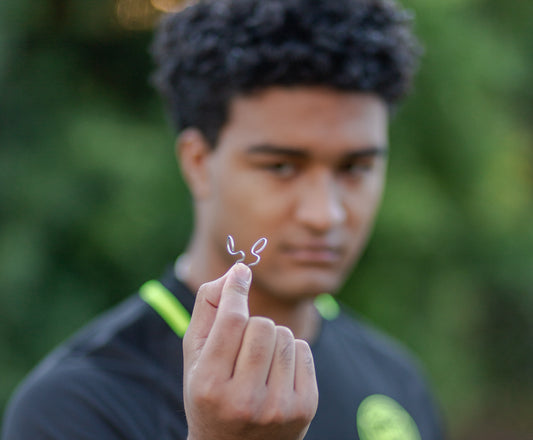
left=176, top=128, right=213, bottom=199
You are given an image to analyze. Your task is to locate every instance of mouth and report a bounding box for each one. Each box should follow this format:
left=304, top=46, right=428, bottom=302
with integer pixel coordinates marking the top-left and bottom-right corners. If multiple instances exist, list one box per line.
left=282, top=244, right=343, bottom=264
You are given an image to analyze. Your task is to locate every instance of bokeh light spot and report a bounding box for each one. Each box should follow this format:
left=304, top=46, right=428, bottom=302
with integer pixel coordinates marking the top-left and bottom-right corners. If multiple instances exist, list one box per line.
left=116, top=0, right=161, bottom=30
left=151, top=0, right=188, bottom=13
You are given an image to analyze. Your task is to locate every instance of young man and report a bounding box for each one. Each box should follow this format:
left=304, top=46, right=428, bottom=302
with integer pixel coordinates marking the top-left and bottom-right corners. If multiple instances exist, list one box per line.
left=2, top=0, right=444, bottom=439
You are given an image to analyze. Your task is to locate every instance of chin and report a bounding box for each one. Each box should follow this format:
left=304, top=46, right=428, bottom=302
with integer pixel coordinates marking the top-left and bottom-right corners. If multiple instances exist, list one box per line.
left=261, top=270, right=345, bottom=301
left=298, top=278, right=342, bottom=297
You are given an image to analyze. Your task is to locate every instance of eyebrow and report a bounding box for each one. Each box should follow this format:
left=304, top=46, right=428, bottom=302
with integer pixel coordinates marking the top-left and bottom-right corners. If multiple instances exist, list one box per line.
left=246, top=144, right=388, bottom=159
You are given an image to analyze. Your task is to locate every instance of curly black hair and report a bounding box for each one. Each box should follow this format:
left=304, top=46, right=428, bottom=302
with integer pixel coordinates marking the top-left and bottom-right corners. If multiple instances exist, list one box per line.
left=151, top=0, right=421, bottom=147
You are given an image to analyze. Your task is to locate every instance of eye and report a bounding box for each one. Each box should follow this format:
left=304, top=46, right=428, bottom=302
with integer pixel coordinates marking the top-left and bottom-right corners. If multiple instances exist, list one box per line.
left=264, top=162, right=297, bottom=178
left=339, top=160, right=375, bottom=177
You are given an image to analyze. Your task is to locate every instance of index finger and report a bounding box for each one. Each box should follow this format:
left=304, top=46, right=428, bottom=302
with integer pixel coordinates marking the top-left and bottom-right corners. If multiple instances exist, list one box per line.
left=183, top=271, right=229, bottom=366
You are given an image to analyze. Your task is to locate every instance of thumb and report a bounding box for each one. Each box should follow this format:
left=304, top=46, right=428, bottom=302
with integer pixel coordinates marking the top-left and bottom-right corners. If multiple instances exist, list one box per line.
left=217, top=263, right=252, bottom=318
left=193, top=263, right=252, bottom=378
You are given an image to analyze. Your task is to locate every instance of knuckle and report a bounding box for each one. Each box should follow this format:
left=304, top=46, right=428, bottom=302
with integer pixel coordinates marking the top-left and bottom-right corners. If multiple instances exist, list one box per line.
left=196, top=280, right=215, bottom=297
left=220, top=310, right=248, bottom=331
left=275, top=325, right=295, bottom=340
left=290, top=399, right=317, bottom=426
left=304, top=401, right=319, bottom=422
left=244, top=318, right=276, bottom=365
left=183, top=331, right=206, bottom=356
left=221, top=392, right=261, bottom=422
left=295, top=339, right=315, bottom=375
left=249, top=316, right=276, bottom=334
left=263, top=408, right=286, bottom=425
left=297, top=382, right=318, bottom=418
left=182, top=330, right=192, bottom=350
left=275, top=326, right=295, bottom=366
left=261, top=394, right=313, bottom=430
left=229, top=404, right=255, bottom=422
left=263, top=396, right=291, bottom=424
left=294, top=411, right=313, bottom=429
left=189, top=378, right=221, bottom=410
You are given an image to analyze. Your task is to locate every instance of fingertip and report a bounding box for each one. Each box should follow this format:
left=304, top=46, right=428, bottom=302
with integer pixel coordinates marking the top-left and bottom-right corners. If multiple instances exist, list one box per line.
left=195, top=273, right=228, bottom=304
left=233, top=263, right=252, bottom=285
left=227, top=263, right=252, bottom=295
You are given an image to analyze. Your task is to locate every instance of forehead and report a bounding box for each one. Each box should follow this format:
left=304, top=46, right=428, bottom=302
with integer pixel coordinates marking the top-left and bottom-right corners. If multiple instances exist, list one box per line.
left=216, top=87, right=389, bottom=153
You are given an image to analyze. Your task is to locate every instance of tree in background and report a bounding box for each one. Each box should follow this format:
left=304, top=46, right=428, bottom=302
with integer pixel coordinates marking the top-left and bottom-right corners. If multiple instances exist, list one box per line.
left=1, top=1, right=531, bottom=438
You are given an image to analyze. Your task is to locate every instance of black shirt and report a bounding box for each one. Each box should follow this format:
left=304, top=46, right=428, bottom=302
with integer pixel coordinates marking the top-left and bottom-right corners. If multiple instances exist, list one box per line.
left=2, top=269, right=444, bottom=439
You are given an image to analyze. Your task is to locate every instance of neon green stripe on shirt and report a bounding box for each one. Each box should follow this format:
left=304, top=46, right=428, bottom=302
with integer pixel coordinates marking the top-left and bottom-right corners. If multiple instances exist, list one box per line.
left=140, top=280, right=191, bottom=338
left=314, top=293, right=340, bottom=321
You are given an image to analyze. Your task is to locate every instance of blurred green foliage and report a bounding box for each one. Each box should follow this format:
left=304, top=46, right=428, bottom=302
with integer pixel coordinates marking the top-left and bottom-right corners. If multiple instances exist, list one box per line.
left=1, top=0, right=532, bottom=438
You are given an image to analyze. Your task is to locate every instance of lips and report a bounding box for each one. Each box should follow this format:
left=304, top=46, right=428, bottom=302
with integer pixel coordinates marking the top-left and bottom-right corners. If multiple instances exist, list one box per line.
left=282, top=243, right=343, bottom=264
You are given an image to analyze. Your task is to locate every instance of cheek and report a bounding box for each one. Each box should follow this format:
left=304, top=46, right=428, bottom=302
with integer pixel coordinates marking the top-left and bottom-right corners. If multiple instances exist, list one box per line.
left=344, top=175, right=385, bottom=224
left=364, top=179, right=385, bottom=213
left=209, top=173, right=285, bottom=238
left=221, top=171, right=293, bottom=217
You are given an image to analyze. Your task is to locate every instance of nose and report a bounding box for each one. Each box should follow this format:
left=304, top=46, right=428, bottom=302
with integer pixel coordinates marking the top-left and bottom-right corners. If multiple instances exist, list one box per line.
left=295, top=171, right=346, bottom=232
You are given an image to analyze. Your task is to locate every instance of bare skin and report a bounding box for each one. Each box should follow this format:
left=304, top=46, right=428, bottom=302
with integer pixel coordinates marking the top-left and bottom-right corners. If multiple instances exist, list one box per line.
left=183, top=263, right=318, bottom=440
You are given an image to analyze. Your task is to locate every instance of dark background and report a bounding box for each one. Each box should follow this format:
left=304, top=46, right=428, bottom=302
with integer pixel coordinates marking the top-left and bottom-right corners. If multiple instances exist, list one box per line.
left=1, top=1, right=532, bottom=438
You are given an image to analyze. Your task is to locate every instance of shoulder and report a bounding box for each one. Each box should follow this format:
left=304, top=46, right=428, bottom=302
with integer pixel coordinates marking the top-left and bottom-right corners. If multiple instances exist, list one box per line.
left=2, top=294, right=183, bottom=440
left=2, top=356, right=156, bottom=439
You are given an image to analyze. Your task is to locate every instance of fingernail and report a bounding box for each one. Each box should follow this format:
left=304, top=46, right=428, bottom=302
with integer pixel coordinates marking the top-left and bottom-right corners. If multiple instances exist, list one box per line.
left=233, top=263, right=252, bottom=286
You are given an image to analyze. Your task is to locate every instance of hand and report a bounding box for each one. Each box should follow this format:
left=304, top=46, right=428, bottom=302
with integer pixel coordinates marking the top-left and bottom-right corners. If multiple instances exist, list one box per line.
left=183, top=263, right=318, bottom=440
